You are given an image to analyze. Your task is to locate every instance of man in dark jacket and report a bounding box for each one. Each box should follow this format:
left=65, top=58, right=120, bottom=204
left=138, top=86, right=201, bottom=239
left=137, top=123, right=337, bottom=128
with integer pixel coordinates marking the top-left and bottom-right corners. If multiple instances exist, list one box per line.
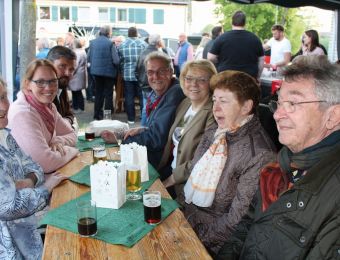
left=217, top=55, right=340, bottom=259
left=101, top=52, right=185, bottom=168
left=88, top=25, right=120, bottom=120
left=47, top=46, right=76, bottom=127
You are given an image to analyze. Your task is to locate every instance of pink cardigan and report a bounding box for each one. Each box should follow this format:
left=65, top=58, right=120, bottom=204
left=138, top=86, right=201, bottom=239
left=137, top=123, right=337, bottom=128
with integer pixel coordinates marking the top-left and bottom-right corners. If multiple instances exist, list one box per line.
left=8, top=92, right=79, bottom=173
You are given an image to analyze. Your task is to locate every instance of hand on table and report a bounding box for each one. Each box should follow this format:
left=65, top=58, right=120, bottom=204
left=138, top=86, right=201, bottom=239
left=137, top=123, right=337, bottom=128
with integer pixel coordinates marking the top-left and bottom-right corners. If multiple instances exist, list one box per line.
left=162, top=174, right=175, bottom=188
left=124, top=127, right=148, bottom=139
left=101, top=130, right=117, bottom=143
left=44, top=172, right=68, bottom=193
left=50, top=142, right=65, bottom=156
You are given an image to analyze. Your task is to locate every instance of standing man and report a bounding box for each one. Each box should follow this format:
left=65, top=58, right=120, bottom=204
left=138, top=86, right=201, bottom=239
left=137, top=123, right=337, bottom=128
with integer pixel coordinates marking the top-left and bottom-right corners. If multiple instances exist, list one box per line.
left=217, top=55, right=340, bottom=259
left=174, top=32, right=194, bottom=78
left=208, top=11, right=264, bottom=79
left=136, top=33, right=168, bottom=126
left=202, top=26, right=223, bottom=59
left=88, top=25, right=120, bottom=120
left=118, top=27, right=147, bottom=124
left=101, top=52, right=185, bottom=167
left=47, top=46, right=76, bottom=127
left=263, top=24, right=292, bottom=71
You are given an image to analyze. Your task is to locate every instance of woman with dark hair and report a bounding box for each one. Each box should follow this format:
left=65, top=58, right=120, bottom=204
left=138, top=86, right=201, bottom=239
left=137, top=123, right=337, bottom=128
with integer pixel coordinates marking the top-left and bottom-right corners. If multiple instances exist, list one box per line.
left=178, top=70, right=276, bottom=256
left=302, top=29, right=325, bottom=56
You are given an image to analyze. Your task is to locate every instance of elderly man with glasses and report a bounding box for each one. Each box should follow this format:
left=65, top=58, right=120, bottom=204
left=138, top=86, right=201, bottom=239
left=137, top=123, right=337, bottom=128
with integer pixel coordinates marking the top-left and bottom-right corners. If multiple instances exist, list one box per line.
left=101, top=52, right=185, bottom=167
left=217, top=55, right=340, bottom=260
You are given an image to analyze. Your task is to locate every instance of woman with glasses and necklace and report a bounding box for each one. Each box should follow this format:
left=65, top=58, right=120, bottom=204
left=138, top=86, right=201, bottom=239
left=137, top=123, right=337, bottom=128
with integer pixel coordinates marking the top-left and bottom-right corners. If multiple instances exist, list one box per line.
left=177, top=70, right=276, bottom=256
left=8, top=59, right=78, bottom=173
left=159, top=60, right=217, bottom=197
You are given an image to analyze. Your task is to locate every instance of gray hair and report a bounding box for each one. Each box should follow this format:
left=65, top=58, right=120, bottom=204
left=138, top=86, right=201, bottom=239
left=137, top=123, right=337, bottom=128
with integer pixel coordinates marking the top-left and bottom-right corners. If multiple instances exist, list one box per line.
left=282, top=55, right=340, bottom=105
left=148, top=34, right=161, bottom=46
left=99, top=25, right=112, bottom=37
left=37, top=37, right=50, bottom=50
left=144, top=51, right=174, bottom=73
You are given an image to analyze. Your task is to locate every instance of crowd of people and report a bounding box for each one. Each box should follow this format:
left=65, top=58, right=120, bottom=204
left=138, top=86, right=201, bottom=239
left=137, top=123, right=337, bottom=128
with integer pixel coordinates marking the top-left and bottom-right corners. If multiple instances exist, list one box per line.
left=0, top=9, right=339, bottom=259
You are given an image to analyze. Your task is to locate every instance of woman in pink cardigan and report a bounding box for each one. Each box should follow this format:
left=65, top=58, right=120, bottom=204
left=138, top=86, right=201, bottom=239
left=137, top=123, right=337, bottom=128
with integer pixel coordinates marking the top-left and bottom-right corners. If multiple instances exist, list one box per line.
left=8, top=59, right=79, bottom=173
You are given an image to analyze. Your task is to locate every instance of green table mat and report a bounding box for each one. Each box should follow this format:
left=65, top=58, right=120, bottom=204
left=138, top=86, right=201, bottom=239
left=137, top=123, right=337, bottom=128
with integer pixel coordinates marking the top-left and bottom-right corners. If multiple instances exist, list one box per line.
left=76, top=136, right=117, bottom=152
left=69, top=162, right=159, bottom=192
left=40, top=192, right=179, bottom=247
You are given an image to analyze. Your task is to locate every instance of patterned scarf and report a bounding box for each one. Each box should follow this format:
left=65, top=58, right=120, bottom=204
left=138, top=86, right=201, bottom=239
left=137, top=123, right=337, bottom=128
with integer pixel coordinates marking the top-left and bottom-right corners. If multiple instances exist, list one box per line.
left=184, top=115, right=253, bottom=207
left=146, top=91, right=163, bottom=118
left=25, top=94, right=55, bottom=135
left=260, top=130, right=340, bottom=211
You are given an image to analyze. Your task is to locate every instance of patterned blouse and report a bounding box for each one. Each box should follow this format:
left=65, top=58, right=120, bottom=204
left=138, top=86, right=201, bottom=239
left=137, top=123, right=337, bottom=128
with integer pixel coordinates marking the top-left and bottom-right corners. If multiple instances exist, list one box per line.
left=0, top=128, right=49, bottom=260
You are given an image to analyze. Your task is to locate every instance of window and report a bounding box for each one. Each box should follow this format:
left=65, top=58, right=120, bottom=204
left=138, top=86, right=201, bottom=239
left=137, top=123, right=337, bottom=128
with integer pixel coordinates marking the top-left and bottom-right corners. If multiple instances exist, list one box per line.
left=118, top=8, right=127, bottom=22
left=153, top=9, right=164, bottom=24
left=78, top=7, right=90, bottom=21
left=128, top=8, right=146, bottom=24
left=39, top=6, right=51, bottom=20
left=60, top=7, right=70, bottom=20
left=98, top=7, right=109, bottom=21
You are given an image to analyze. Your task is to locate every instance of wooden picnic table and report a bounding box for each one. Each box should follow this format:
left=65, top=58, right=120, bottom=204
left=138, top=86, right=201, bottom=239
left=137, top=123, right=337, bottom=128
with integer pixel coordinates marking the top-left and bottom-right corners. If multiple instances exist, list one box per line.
left=42, top=148, right=211, bottom=260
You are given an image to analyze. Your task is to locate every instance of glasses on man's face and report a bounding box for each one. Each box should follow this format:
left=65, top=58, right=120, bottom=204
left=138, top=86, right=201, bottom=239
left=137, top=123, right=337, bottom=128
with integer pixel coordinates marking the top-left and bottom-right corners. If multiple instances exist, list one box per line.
left=268, top=100, right=327, bottom=113
left=184, top=76, right=209, bottom=85
left=146, top=68, right=170, bottom=77
left=30, top=79, right=59, bottom=88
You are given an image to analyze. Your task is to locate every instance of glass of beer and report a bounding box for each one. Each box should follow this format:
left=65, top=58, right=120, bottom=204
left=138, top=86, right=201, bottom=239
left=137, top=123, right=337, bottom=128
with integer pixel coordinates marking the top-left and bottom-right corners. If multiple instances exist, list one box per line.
left=113, top=128, right=126, bottom=155
left=77, top=200, right=97, bottom=237
left=92, top=144, right=107, bottom=164
left=126, top=164, right=142, bottom=200
left=103, top=110, right=112, bottom=120
left=85, top=127, right=95, bottom=141
left=143, top=191, right=161, bottom=225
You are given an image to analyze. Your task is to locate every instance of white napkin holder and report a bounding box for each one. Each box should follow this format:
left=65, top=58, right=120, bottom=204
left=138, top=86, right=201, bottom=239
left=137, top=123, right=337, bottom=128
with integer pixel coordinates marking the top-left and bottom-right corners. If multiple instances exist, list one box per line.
left=90, top=161, right=126, bottom=209
left=89, top=120, right=129, bottom=137
left=120, top=142, right=149, bottom=182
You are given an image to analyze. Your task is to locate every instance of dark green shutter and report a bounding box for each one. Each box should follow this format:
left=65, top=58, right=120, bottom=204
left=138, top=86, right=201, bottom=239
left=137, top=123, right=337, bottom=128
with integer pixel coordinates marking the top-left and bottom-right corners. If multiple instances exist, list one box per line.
left=128, top=8, right=135, bottom=23
left=110, top=7, right=116, bottom=22
left=72, top=6, right=78, bottom=22
left=52, top=6, right=58, bottom=21
left=153, top=9, right=164, bottom=24
left=135, top=9, right=146, bottom=24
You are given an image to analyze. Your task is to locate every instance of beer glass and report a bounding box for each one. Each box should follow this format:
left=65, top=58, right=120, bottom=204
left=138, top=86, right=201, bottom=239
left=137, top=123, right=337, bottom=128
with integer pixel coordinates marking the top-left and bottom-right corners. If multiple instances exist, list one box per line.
left=85, top=126, right=95, bottom=141
left=92, top=144, right=107, bottom=163
left=113, top=128, right=125, bottom=155
left=126, top=164, right=142, bottom=200
left=77, top=200, right=97, bottom=237
left=143, top=191, right=161, bottom=224
left=103, top=110, right=112, bottom=120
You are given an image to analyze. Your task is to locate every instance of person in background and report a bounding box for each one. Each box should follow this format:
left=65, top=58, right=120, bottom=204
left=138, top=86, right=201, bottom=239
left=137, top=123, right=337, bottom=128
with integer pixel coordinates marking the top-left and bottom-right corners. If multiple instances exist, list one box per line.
left=194, top=36, right=211, bottom=60
left=64, top=32, right=75, bottom=49
left=302, top=29, right=326, bottom=56
left=8, top=59, right=78, bottom=173
left=56, top=37, right=65, bottom=46
left=202, top=26, right=223, bottom=60
left=159, top=60, right=217, bottom=197
left=174, top=32, right=194, bottom=78
left=36, top=37, right=50, bottom=59
left=69, top=38, right=87, bottom=113
left=0, top=76, right=68, bottom=259
left=47, top=46, right=77, bottom=128
left=88, top=25, right=120, bottom=120
left=263, top=24, right=291, bottom=71
left=101, top=52, right=185, bottom=167
left=208, top=11, right=264, bottom=79
left=217, top=55, right=340, bottom=259
left=118, top=27, right=147, bottom=124
left=178, top=70, right=276, bottom=256
left=136, top=33, right=168, bottom=126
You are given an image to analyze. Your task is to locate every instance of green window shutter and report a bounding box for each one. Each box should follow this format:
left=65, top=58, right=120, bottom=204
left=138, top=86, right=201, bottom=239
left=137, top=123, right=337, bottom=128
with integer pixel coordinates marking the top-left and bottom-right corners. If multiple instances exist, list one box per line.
left=129, top=8, right=135, bottom=23
left=135, top=9, right=146, bottom=24
left=52, top=6, right=58, bottom=21
left=72, top=6, right=78, bottom=22
left=153, top=9, right=164, bottom=24
left=110, top=7, right=116, bottom=22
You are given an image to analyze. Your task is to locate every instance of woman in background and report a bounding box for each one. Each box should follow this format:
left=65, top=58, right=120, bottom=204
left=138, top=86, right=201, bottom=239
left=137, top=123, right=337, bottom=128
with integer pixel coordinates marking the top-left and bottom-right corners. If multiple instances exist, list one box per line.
left=194, top=36, right=211, bottom=60
left=302, top=29, right=326, bottom=56
left=8, top=59, right=78, bottom=173
left=0, top=77, right=67, bottom=259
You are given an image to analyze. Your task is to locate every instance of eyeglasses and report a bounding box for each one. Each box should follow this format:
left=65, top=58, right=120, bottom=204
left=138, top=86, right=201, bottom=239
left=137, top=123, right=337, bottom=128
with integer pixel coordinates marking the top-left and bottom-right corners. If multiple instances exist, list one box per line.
left=184, top=76, right=209, bottom=85
left=31, top=79, right=59, bottom=88
left=146, top=68, right=170, bottom=77
left=268, top=100, right=327, bottom=113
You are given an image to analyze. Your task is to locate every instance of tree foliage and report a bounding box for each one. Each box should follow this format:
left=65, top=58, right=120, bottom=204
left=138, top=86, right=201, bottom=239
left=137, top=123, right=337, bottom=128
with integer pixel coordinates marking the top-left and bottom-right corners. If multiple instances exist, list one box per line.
left=214, top=1, right=306, bottom=53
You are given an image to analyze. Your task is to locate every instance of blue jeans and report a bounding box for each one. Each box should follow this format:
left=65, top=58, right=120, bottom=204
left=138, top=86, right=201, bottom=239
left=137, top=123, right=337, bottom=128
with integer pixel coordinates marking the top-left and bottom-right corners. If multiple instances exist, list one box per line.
left=124, top=80, right=143, bottom=122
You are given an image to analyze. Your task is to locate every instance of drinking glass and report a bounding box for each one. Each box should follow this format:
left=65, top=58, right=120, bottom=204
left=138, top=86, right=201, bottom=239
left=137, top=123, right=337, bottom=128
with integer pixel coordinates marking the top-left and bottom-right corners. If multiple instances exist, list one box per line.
left=126, top=164, right=142, bottom=200
left=103, top=110, right=112, bottom=120
left=85, top=127, right=95, bottom=141
left=92, top=144, right=107, bottom=164
left=113, top=128, right=126, bottom=155
left=143, top=191, right=162, bottom=224
left=77, top=200, right=97, bottom=237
